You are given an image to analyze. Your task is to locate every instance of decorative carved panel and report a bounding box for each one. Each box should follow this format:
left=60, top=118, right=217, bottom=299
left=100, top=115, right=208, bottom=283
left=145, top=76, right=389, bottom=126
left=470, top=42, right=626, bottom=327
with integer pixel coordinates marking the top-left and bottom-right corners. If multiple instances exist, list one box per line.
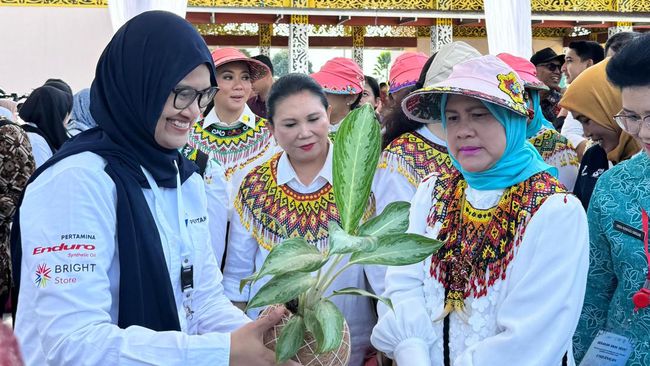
left=0, top=0, right=107, bottom=6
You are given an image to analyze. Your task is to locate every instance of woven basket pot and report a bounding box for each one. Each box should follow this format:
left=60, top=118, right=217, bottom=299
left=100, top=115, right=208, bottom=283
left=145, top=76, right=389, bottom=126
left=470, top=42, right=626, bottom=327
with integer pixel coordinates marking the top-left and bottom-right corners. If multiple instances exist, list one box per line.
left=260, top=305, right=351, bottom=366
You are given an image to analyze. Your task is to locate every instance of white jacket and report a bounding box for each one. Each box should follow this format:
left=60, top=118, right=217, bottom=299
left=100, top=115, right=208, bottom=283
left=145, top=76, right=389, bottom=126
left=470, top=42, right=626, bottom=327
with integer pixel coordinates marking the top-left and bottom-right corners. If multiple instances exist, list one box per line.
left=15, top=151, right=249, bottom=366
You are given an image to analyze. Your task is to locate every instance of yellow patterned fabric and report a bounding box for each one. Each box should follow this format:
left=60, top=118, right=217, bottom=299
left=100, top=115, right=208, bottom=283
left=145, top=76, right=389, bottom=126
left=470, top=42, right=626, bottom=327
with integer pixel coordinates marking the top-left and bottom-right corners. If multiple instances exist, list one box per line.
left=378, top=131, right=454, bottom=187
left=186, top=115, right=272, bottom=179
left=528, top=126, right=579, bottom=168
left=427, top=171, right=566, bottom=315
left=236, top=152, right=375, bottom=251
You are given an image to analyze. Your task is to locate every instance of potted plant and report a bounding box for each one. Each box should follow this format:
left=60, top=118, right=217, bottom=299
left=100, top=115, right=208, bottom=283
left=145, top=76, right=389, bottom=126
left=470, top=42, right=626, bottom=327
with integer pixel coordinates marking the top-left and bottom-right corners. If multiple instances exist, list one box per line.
left=240, top=104, right=443, bottom=364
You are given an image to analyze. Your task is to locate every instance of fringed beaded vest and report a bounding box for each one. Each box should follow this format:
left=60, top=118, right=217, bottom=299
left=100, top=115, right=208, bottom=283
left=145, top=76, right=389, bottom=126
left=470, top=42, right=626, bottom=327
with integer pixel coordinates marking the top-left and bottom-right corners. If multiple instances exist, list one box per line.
left=236, top=152, right=375, bottom=252
left=529, top=127, right=578, bottom=168
left=378, top=131, right=455, bottom=187
left=187, top=115, right=272, bottom=180
left=428, top=171, right=566, bottom=317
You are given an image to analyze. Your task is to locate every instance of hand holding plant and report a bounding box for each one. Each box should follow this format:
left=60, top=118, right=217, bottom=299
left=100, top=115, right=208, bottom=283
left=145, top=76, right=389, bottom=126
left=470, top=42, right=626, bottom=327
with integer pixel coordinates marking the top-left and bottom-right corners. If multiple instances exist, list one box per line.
left=240, top=104, right=443, bottom=364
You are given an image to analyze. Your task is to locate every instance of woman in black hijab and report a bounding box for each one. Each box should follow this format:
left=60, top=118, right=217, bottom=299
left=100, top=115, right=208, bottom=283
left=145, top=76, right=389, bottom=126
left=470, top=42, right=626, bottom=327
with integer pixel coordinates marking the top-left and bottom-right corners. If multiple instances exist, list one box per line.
left=11, top=10, right=293, bottom=366
left=19, top=84, right=72, bottom=166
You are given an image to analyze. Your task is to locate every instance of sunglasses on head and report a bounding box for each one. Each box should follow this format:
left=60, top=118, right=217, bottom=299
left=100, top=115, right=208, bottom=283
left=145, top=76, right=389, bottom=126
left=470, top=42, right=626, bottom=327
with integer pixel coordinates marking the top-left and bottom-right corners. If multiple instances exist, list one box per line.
left=539, top=63, right=562, bottom=72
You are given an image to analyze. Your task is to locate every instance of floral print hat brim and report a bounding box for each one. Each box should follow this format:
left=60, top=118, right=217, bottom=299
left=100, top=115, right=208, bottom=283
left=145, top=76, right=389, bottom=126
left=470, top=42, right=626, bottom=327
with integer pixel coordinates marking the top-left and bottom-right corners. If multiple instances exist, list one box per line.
left=402, top=55, right=530, bottom=124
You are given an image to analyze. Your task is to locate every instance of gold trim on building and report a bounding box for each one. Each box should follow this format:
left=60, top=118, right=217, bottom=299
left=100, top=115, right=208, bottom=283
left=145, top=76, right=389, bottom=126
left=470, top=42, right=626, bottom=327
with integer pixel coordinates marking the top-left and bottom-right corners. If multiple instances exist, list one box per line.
left=259, top=23, right=273, bottom=46
left=0, top=0, right=107, bottom=6
left=187, top=0, right=289, bottom=7
left=5, top=0, right=649, bottom=11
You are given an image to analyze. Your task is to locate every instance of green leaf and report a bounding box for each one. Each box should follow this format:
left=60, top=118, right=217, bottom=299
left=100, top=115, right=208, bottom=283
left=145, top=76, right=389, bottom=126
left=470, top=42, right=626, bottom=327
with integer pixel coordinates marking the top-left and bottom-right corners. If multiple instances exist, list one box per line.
left=303, top=307, right=320, bottom=346
left=304, top=299, right=345, bottom=353
left=349, top=233, right=443, bottom=266
left=328, top=221, right=379, bottom=255
left=330, top=287, right=393, bottom=311
left=239, top=273, right=258, bottom=294
left=358, top=201, right=411, bottom=237
left=256, top=237, right=326, bottom=279
left=276, top=315, right=306, bottom=363
left=246, top=272, right=316, bottom=311
left=333, top=103, right=381, bottom=234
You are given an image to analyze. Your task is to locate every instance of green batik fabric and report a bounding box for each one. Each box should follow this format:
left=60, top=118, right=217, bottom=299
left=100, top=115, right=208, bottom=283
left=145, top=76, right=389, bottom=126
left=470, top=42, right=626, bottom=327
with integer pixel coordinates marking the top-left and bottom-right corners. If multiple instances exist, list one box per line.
left=574, top=152, right=650, bottom=366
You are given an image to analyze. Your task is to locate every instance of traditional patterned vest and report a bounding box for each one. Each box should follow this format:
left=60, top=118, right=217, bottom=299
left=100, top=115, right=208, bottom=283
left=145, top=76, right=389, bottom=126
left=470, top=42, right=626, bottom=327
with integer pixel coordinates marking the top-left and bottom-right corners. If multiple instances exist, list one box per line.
left=378, top=131, right=455, bottom=187
left=236, top=152, right=375, bottom=252
left=529, top=127, right=578, bottom=168
left=186, top=115, right=272, bottom=180
left=427, top=171, right=566, bottom=314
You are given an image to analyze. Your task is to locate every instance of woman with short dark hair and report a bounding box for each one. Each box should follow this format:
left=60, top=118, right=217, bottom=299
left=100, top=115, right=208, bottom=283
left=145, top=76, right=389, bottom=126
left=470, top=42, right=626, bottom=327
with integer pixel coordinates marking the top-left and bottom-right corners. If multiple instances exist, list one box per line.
left=360, top=75, right=381, bottom=110
left=225, top=73, right=384, bottom=366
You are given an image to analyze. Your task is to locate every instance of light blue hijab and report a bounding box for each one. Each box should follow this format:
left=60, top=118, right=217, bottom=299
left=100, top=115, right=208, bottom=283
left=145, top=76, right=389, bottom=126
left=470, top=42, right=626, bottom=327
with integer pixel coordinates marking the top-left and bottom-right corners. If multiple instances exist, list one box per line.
left=441, top=94, right=557, bottom=190
left=70, top=88, right=97, bottom=131
left=526, top=90, right=556, bottom=138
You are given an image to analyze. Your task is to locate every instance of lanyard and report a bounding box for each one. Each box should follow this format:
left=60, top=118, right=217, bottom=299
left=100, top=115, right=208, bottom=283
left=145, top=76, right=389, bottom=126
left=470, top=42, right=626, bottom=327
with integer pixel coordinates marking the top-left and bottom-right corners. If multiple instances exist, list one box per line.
left=141, top=163, right=195, bottom=318
left=642, top=209, right=650, bottom=280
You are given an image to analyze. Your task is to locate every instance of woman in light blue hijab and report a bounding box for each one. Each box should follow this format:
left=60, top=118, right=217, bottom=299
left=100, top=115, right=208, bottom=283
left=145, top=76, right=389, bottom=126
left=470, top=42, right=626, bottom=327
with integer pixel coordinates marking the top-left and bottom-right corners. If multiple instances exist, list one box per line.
left=372, top=55, right=588, bottom=366
left=67, top=88, right=97, bottom=136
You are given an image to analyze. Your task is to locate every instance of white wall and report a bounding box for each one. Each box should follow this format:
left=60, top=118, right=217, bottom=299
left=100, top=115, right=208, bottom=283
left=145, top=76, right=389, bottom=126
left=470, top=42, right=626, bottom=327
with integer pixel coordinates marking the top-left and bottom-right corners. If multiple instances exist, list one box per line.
left=417, top=36, right=563, bottom=56
left=0, top=6, right=113, bottom=95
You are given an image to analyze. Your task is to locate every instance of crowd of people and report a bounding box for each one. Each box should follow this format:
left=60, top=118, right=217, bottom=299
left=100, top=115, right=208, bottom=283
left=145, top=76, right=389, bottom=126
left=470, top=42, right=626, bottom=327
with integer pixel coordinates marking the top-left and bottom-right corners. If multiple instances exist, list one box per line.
left=0, top=9, right=649, bottom=366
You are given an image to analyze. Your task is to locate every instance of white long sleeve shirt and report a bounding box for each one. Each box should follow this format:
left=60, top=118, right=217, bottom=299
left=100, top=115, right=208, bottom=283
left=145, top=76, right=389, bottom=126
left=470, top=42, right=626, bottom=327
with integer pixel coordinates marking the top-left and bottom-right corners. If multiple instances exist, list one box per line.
left=371, top=175, right=589, bottom=366
left=224, top=146, right=385, bottom=366
left=15, top=151, right=250, bottom=366
left=561, top=112, right=586, bottom=151
left=25, top=131, right=52, bottom=168
left=373, top=126, right=448, bottom=215
left=203, top=159, right=229, bottom=267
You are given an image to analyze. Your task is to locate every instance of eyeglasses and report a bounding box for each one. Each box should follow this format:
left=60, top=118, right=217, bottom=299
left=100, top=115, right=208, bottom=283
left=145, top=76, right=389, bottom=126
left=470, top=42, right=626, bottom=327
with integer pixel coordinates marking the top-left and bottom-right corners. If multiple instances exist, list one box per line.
left=539, top=63, right=562, bottom=72
left=172, top=86, right=218, bottom=110
left=613, top=111, right=650, bottom=135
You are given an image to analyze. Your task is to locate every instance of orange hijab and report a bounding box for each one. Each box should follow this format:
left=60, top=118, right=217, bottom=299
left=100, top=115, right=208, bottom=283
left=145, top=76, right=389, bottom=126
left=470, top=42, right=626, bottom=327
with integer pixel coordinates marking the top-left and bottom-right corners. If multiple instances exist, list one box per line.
left=560, top=58, right=640, bottom=164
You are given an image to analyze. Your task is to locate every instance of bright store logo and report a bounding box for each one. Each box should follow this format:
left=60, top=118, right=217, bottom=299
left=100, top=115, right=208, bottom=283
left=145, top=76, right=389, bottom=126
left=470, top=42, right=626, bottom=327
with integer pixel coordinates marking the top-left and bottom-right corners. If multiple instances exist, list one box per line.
left=34, top=263, right=51, bottom=288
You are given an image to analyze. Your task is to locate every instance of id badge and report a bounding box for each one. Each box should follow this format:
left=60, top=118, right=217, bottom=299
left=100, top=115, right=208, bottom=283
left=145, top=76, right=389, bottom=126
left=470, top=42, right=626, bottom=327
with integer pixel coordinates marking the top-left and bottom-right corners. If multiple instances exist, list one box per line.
left=580, top=331, right=633, bottom=366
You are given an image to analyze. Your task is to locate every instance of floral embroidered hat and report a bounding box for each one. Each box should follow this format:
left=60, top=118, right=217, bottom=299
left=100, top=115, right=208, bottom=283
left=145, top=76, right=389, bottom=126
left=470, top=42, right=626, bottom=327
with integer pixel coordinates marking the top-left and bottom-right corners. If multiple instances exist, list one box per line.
left=402, top=54, right=529, bottom=123
left=311, top=57, right=364, bottom=95
left=496, top=53, right=549, bottom=91
left=211, top=47, right=270, bottom=81
left=401, top=41, right=481, bottom=123
left=388, top=52, right=428, bottom=94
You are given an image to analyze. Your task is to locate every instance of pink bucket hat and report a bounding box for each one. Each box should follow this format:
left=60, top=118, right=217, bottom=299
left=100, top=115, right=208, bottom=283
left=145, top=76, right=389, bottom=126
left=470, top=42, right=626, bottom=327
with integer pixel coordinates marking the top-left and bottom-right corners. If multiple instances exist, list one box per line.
left=496, top=53, right=548, bottom=91
left=389, top=52, right=428, bottom=94
left=402, top=55, right=529, bottom=123
left=211, top=47, right=270, bottom=81
left=311, top=57, right=364, bottom=95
